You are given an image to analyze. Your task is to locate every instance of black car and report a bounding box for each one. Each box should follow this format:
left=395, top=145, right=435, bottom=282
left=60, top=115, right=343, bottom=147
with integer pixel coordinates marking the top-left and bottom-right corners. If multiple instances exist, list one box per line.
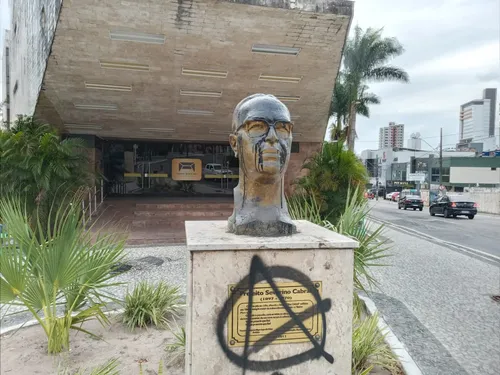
left=429, top=194, right=477, bottom=219
left=398, top=195, right=423, bottom=211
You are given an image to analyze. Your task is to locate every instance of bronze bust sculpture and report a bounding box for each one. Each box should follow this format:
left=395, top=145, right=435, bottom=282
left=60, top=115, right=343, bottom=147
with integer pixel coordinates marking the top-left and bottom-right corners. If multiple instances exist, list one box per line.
left=228, top=94, right=297, bottom=236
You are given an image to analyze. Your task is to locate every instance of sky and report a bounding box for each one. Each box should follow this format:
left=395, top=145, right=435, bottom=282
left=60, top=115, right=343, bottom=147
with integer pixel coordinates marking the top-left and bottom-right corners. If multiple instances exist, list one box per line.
left=345, top=0, right=500, bottom=153
left=0, top=0, right=499, bottom=150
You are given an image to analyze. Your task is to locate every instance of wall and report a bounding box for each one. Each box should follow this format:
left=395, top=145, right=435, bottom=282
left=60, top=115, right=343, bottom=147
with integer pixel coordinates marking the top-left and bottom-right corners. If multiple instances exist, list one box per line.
left=450, top=167, right=500, bottom=185
left=421, top=188, right=500, bottom=214
left=284, top=141, right=321, bottom=195
left=466, top=191, right=500, bottom=214
left=7, top=0, right=61, bottom=120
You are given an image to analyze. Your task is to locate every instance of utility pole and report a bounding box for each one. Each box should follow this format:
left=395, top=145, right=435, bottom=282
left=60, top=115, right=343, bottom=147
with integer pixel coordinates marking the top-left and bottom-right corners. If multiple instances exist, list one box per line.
left=375, top=154, right=379, bottom=200
left=439, top=127, right=443, bottom=185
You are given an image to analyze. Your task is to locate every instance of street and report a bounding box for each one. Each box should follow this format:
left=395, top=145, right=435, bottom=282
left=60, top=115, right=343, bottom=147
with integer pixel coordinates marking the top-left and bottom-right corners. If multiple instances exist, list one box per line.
left=369, top=198, right=500, bottom=260
left=366, top=199, right=500, bottom=375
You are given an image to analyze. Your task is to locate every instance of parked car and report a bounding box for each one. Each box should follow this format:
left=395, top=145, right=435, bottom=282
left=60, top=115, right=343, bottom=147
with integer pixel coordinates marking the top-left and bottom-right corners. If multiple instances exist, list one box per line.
left=385, top=192, right=394, bottom=200
left=203, top=163, right=233, bottom=178
left=391, top=192, right=400, bottom=202
left=429, top=194, right=478, bottom=219
left=398, top=195, right=423, bottom=211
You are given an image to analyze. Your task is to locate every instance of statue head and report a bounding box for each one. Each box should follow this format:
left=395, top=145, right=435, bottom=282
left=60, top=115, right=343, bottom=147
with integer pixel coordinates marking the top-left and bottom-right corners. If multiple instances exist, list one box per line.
left=227, top=94, right=296, bottom=236
left=229, top=94, right=293, bottom=182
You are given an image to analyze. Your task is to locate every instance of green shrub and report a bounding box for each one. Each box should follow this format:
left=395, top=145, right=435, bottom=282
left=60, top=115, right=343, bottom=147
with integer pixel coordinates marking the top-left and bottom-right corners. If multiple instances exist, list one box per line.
left=122, top=281, right=183, bottom=330
left=0, top=194, right=126, bottom=354
left=0, top=116, right=93, bottom=231
left=297, top=141, right=367, bottom=224
left=165, top=325, right=186, bottom=366
left=324, top=187, right=391, bottom=292
left=352, top=312, right=398, bottom=374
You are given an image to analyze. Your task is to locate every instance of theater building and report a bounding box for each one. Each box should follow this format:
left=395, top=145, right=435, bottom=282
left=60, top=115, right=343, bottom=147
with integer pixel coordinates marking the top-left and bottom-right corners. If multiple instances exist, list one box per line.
left=2, top=0, right=352, bottom=242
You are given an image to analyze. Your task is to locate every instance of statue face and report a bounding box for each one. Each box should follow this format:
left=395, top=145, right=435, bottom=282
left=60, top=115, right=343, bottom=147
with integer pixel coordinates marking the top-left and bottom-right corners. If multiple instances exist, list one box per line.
left=230, top=95, right=293, bottom=182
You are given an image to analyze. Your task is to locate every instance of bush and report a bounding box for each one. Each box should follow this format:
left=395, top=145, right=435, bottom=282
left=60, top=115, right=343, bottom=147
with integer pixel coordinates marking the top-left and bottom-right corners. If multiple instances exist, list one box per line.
left=0, top=194, right=126, bottom=354
left=0, top=116, right=93, bottom=231
left=297, top=141, right=367, bottom=224
left=352, top=312, right=398, bottom=374
left=165, top=324, right=186, bottom=366
left=122, top=281, right=183, bottom=330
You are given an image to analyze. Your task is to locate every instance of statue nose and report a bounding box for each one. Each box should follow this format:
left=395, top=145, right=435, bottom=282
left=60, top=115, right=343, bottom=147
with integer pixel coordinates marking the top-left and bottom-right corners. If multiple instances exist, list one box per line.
left=265, top=126, right=278, bottom=143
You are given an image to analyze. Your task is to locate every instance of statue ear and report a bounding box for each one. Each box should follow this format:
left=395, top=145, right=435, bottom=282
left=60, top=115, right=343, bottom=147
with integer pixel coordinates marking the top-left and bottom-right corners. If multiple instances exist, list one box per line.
left=229, top=134, right=238, bottom=157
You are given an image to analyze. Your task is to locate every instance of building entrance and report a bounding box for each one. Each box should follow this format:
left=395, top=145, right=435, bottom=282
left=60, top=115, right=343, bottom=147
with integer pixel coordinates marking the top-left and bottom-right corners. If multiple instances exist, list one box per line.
left=102, top=140, right=238, bottom=197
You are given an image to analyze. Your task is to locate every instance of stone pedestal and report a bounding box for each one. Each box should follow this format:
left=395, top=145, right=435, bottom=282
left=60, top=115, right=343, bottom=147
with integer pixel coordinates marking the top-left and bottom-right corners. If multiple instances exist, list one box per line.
left=185, top=220, right=358, bottom=375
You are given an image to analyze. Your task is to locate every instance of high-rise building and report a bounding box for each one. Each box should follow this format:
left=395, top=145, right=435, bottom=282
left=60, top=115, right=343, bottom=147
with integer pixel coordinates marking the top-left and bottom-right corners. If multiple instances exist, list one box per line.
left=407, top=133, right=422, bottom=150
left=459, top=88, right=497, bottom=142
left=379, top=122, right=404, bottom=149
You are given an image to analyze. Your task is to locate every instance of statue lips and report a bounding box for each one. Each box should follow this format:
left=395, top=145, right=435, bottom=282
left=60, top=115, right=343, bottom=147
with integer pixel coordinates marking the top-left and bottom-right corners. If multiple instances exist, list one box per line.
left=261, top=148, right=280, bottom=163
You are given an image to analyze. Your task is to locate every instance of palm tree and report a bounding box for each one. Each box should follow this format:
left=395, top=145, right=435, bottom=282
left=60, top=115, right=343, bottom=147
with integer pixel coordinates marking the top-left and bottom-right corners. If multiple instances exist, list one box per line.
left=329, top=78, right=380, bottom=141
left=342, top=26, right=409, bottom=151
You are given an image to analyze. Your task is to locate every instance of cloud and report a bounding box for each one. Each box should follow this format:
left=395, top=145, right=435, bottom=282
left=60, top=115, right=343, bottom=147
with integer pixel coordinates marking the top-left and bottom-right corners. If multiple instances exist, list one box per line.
left=351, top=0, right=500, bottom=153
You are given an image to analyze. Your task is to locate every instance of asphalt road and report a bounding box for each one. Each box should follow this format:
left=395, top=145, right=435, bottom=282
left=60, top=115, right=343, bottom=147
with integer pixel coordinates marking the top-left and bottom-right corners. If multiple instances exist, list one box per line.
left=369, top=199, right=500, bottom=261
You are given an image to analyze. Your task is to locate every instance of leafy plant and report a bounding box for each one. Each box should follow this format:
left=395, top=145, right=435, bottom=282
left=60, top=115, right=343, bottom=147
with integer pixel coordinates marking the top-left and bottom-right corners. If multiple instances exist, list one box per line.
left=122, top=281, right=183, bottom=330
left=138, top=360, right=164, bottom=375
left=297, top=141, right=367, bottom=224
left=0, top=194, right=126, bottom=354
left=165, top=325, right=186, bottom=366
left=0, top=116, right=93, bottom=231
left=352, top=312, right=398, bottom=374
left=287, top=192, right=324, bottom=226
left=324, top=187, right=391, bottom=291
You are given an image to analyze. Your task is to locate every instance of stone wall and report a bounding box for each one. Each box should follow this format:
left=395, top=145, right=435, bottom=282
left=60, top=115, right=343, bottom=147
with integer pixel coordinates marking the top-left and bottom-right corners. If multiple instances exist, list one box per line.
left=7, top=0, right=61, bottom=120
left=284, top=141, right=322, bottom=195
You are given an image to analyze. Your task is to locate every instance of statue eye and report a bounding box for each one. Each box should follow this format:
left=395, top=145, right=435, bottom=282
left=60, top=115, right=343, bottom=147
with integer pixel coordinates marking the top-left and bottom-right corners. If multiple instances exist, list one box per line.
left=275, top=122, right=291, bottom=137
left=247, top=122, right=268, bottom=137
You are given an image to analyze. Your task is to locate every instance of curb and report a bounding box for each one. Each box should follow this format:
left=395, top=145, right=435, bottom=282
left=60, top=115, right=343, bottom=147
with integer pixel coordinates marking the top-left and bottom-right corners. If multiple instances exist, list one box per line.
left=359, top=295, right=423, bottom=375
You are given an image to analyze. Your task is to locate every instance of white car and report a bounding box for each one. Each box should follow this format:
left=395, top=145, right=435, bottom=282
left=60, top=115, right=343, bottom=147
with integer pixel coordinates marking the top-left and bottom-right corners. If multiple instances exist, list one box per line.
left=385, top=192, right=394, bottom=200
left=203, top=163, right=233, bottom=178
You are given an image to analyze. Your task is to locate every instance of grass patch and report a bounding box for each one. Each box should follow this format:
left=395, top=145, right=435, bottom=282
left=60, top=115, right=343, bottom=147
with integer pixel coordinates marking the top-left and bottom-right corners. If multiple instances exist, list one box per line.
left=122, top=281, right=183, bottom=331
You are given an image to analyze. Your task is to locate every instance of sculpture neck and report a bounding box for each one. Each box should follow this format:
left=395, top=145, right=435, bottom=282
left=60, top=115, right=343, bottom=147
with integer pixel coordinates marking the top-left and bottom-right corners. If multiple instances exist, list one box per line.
left=235, top=171, right=284, bottom=209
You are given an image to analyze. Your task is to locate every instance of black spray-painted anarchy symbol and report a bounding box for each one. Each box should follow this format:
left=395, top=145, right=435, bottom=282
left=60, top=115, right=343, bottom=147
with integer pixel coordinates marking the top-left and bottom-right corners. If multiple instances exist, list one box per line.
left=216, top=255, right=334, bottom=374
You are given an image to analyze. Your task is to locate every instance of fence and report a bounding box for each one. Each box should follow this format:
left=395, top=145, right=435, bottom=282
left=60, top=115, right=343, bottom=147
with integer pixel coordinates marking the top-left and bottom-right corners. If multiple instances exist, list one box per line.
left=81, top=180, right=105, bottom=226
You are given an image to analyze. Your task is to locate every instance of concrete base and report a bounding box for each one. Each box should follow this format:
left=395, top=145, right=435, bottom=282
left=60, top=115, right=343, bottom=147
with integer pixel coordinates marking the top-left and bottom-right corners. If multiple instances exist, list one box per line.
left=185, top=220, right=357, bottom=375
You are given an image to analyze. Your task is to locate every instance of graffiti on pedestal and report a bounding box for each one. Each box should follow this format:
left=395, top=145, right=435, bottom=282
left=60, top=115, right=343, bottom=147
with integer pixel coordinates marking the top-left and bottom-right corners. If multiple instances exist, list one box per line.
left=216, top=255, right=334, bottom=375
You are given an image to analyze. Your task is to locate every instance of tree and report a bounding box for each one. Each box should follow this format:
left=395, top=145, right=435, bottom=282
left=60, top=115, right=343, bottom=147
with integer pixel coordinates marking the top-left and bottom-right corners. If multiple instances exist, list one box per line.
left=297, top=141, right=368, bottom=224
left=342, top=26, right=409, bottom=151
left=0, top=116, right=93, bottom=229
left=329, top=77, right=380, bottom=141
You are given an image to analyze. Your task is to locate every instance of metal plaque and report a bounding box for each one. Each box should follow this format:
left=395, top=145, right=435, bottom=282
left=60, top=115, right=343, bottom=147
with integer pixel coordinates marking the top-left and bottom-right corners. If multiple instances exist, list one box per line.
left=227, top=281, right=323, bottom=347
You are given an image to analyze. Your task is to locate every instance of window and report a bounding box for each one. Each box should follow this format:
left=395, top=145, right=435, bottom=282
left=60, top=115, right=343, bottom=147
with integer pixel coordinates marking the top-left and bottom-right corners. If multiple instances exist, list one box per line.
left=291, top=142, right=300, bottom=153
left=431, top=168, right=440, bottom=175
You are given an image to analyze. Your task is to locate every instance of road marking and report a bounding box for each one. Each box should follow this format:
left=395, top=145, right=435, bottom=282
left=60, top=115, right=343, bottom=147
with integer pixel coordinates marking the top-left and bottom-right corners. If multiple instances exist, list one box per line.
left=369, top=216, right=500, bottom=265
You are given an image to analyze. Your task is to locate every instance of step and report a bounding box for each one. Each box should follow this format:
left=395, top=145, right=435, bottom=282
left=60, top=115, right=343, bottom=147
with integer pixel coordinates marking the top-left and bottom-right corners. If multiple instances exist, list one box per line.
left=126, top=231, right=186, bottom=246
left=134, top=210, right=233, bottom=218
left=135, top=203, right=234, bottom=210
left=132, top=218, right=229, bottom=228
